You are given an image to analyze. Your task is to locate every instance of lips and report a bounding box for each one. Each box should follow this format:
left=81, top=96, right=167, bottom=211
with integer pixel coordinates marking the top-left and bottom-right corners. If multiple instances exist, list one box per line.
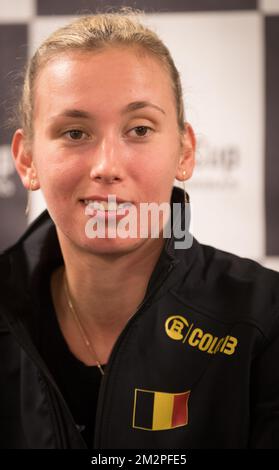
left=81, top=196, right=133, bottom=216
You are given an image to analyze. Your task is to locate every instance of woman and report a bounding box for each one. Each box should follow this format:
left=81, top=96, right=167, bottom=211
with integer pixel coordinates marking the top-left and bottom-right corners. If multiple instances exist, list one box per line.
left=0, top=10, right=279, bottom=449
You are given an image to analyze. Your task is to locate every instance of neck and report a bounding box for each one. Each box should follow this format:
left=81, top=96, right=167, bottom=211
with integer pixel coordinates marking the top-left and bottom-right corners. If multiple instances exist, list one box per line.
left=52, top=231, right=165, bottom=335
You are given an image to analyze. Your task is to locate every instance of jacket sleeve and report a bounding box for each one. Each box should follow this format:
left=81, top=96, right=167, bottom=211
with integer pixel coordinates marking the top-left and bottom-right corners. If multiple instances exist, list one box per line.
left=248, top=316, right=279, bottom=448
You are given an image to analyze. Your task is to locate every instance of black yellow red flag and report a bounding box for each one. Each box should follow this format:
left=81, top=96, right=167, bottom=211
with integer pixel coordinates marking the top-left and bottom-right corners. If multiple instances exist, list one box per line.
left=133, top=389, right=190, bottom=431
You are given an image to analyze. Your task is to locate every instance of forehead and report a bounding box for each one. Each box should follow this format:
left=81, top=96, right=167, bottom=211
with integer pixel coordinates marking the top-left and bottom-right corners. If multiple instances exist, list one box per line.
left=33, top=47, right=176, bottom=121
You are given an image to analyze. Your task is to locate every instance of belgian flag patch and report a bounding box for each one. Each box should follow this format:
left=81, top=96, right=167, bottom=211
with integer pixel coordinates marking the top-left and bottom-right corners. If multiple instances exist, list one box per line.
left=133, top=389, right=190, bottom=431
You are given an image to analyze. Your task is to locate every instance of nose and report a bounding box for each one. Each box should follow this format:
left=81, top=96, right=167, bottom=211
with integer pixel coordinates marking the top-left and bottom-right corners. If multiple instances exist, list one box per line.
left=89, top=136, right=124, bottom=184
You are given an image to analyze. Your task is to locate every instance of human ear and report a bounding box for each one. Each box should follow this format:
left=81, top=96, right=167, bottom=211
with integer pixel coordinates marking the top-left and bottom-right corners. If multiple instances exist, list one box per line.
left=11, top=129, right=40, bottom=190
left=176, top=122, right=196, bottom=182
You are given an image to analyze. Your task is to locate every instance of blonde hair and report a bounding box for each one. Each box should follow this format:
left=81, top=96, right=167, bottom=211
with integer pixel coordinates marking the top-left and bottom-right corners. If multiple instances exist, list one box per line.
left=18, top=8, right=185, bottom=143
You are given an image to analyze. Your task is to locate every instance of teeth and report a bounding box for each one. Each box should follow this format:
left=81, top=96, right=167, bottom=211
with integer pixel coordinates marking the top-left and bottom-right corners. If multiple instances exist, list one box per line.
left=84, top=200, right=132, bottom=211
left=118, top=202, right=133, bottom=209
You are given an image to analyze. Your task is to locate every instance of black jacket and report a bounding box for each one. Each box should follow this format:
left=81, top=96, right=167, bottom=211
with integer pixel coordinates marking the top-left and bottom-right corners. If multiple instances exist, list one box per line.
left=1, top=188, right=279, bottom=449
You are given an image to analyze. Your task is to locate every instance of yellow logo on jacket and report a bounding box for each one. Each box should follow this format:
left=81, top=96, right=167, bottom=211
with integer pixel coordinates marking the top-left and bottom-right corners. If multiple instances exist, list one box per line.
left=165, top=315, right=238, bottom=356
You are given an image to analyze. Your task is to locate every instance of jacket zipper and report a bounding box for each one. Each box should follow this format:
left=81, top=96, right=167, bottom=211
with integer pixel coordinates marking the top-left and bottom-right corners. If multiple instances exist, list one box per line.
left=93, top=260, right=177, bottom=448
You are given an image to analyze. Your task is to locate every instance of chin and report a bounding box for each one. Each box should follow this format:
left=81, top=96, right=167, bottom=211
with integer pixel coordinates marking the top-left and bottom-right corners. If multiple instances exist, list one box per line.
left=80, top=235, right=148, bottom=257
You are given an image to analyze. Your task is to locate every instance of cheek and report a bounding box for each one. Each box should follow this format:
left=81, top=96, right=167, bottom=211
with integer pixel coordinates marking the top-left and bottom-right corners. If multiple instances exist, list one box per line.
left=33, top=139, right=81, bottom=192
left=136, top=157, right=178, bottom=202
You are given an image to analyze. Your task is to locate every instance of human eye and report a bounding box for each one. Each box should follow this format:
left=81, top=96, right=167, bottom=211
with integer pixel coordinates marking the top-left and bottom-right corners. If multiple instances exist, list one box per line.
left=128, top=125, right=154, bottom=138
left=62, top=129, right=90, bottom=141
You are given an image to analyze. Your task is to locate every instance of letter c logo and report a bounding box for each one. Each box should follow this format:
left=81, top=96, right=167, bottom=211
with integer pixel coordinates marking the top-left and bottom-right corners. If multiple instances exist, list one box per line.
left=165, top=315, right=189, bottom=340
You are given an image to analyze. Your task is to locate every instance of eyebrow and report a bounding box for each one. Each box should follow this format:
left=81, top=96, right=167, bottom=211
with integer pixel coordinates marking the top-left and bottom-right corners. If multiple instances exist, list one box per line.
left=54, top=109, right=91, bottom=119
left=49, top=101, right=166, bottom=121
left=123, top=101, right=166, bottom=115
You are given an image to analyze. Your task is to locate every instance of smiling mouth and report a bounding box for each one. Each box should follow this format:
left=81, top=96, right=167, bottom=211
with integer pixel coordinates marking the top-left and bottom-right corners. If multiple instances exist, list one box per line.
left=82, top=199, right=134, bottom=217
left=83, top=200, right=133, bottom=211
